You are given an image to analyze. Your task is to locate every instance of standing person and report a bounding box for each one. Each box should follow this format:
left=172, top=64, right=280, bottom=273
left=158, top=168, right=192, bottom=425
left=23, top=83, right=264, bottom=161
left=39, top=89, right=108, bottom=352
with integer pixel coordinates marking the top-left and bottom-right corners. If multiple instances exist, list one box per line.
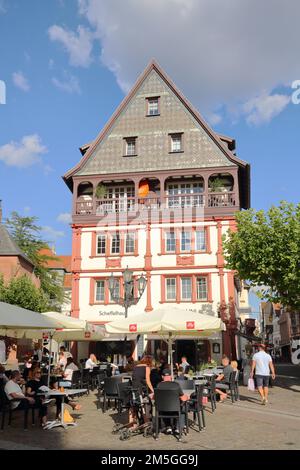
left=57, top=351, right=67, bottom=370
left=250, top=344, right=276, bottom=405
left=59, top=345, right=72, bottom=359
left=176, top=356, right=191, bottom=374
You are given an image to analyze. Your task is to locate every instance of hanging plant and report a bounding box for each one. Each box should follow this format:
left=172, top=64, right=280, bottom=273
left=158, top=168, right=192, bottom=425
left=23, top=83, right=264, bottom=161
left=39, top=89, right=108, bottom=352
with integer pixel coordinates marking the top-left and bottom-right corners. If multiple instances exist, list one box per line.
left=95, top=183, right=107, bottom=199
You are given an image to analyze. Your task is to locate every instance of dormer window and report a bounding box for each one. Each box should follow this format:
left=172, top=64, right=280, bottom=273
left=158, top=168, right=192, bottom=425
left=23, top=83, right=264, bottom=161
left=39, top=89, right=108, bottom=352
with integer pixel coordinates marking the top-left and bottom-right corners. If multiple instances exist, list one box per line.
left=124, top=137, right=137, bottom=156
left=146, top=97, right=159, bottom=116
left=170, top=133, right=183, bottom=153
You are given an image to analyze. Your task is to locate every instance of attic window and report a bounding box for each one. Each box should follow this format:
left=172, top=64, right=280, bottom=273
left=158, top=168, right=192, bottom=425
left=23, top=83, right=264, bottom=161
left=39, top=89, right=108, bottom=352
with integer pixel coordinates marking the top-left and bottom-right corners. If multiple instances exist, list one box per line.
left=146, top=97, right=160, bottom=116
left=124, top=137, right=137, bottom=156
left=169, top=133, right=183, bottom=153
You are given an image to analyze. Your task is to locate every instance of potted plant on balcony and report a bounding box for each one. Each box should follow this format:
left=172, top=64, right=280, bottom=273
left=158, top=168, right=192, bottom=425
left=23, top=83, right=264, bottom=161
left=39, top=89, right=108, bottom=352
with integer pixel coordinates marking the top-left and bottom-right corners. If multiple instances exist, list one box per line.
left=208, top=177, right=227, bottom=192
left=95, top=183, right=107, bottom=199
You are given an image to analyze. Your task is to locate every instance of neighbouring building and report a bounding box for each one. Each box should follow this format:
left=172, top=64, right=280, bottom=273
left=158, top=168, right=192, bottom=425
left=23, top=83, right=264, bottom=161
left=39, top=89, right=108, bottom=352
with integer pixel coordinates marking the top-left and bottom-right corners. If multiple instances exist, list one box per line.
left=63, top=60, right=250, bottom=365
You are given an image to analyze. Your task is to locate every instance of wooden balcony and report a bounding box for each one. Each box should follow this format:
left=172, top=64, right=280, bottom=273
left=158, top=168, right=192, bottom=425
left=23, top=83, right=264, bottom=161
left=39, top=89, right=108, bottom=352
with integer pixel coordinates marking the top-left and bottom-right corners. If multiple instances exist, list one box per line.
left=74, top=191, right=238, bottom=223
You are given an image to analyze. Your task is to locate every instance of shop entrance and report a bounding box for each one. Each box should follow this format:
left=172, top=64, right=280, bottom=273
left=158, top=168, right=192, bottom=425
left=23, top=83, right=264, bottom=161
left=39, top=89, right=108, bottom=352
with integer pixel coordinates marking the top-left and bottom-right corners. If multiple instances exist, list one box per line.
left=175, top=340, right=210, bottom=368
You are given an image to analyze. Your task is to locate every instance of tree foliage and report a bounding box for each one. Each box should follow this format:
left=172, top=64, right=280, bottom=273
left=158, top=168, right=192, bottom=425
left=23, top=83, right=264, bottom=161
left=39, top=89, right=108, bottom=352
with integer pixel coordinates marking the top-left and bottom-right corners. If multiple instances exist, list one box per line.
left=5, top=212, right=65, bottom=310
left=0, top=275, right=48, bottom=312
left=223, top=201, right=300, bottom=310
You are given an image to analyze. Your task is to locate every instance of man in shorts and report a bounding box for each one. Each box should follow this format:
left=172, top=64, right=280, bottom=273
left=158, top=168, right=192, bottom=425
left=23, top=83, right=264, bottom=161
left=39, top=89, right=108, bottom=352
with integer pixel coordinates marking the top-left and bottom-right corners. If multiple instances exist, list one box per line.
left=251, top=344, right=275, bottom=405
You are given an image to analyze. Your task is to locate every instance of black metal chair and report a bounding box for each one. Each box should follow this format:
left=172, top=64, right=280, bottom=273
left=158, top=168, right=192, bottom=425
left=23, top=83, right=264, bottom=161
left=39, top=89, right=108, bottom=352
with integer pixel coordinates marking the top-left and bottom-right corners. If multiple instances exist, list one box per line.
left=154, top=388, right=188, bottom=441
left=116, top=382, right=133, bottom=415
left=188, top=384, right=206, bottom=432
left=90, top=367, right=100, bottom=390
left=204, top=376, right=217, bottom=412
left=101, top=376, right=122, bottom=413
left=0, top=379, right=34, bottom=431
left=80, top=368, right=91, bottom=394
left=70, top=370, right=82, bottom=389
left=234, top=370, right=240, bottom=401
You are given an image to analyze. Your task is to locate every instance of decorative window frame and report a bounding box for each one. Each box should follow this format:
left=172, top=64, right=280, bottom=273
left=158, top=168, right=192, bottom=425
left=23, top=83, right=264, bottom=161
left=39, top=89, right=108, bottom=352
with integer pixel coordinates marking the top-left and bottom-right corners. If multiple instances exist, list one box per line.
left=159, top=226, right=211, bottom=255
left=160, top=273, right=212, bottom=303
left=90, top=230, right=139, bottom=258
left=169, top=132, right=184, bottom=153
left=123, top=136, right=138, bottom=157
left=146, top=96, right=160, bottom=116
left=89, top=276, right=139, bottom=305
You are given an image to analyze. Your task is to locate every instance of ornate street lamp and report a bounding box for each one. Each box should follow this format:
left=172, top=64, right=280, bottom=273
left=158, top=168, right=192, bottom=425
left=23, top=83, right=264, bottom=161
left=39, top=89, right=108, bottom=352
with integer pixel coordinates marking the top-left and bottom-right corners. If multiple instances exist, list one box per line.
left=108, top=267, right=147, bottom=318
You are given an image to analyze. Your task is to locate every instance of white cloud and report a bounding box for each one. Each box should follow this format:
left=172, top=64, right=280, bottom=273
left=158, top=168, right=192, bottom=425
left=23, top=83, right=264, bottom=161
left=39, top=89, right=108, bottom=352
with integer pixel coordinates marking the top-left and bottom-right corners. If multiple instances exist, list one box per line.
left=57, top=212, right=72, bottom=224
left=0, top=134, right=47, bottom=168
left=0, top=0, right=6, bottom=14
left=52, top=72, right=81, bottom=94
left=12, top=71, right=30, bottom=92
left=244, top=92, right=290, bottom=125
left=75, top=0, right=300, bottom=124
left=48, top=24, right=93, bottom=67
left=42, top=226, right=65, bottom=240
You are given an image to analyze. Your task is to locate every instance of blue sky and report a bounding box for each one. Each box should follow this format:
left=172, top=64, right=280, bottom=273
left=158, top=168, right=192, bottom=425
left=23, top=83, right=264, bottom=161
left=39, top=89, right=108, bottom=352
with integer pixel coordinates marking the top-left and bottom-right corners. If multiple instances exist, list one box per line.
left=1, top=1, right=300, bottom=314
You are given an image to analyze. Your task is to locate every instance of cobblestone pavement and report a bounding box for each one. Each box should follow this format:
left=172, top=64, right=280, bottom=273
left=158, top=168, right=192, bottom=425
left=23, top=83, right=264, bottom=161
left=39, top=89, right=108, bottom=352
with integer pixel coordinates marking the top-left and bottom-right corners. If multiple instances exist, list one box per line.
left=0, top=376, right=299, bottom=450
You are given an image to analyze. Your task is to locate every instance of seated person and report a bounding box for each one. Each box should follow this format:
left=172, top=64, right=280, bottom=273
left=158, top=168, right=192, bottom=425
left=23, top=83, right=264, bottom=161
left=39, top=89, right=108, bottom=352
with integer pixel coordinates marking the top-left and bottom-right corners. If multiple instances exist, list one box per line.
left=85, top=353, right=98, bottom=370
left=58, top=357, right=79, bottom=388
left=176, top=366, right=186, bottom=381
left=4, top=370, right=42, bottom=422
left=0, top=364, right=8, bottom=384
left=215, top=355, right=234, bottom=402
left=26, top=368, right=50, bottom=426
left=156, top=369, right=188, bottom=435
left=150, top=360, right=162, bottom=389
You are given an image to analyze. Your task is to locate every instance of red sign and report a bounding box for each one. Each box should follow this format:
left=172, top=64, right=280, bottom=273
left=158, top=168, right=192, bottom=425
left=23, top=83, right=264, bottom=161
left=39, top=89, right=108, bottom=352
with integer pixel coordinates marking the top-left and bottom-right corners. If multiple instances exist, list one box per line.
left=42, top=333, right=49, bottom=340
left=129, top=324, right=137, bottom=332
left=84, top=331, right=91, bottom=339
left=186, top=321, right=195, bottom=330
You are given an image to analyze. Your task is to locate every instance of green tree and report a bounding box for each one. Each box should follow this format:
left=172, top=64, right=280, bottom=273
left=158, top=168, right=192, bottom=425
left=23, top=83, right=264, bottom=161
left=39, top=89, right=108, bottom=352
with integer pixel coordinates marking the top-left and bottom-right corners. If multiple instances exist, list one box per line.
left=5, top=212, right=65, bottom=310
left=3, top=275, right=48, bottom=312
left=223, top=201, right=300, bottom=310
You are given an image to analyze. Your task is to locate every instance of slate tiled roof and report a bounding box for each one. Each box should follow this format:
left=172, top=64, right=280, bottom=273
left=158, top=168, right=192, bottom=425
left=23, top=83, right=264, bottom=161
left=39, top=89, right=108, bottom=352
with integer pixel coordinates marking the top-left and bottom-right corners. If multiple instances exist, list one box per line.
left=0, top=224, right=34, bottom=266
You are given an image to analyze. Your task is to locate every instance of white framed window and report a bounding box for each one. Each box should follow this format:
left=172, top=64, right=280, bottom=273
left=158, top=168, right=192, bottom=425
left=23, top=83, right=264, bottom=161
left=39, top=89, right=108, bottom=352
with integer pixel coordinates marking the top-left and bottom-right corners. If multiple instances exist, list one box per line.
left=195, top=229, right=206, bottom=251
left=96, top=234, right=106, bottom=255
left=125, top=137, right=137, bottom=156
left=181, top=277, right=192, bottom=300
left=166, top=182, right=203, bottom=208
left=100, top=185, right=135, bottom=213
left=125, top=232, right=135, bottom=254
left=181, top=231, right=191, bottom=252
left=165, top=231, right=176, bottom=252
left=166, top=278, right=176, bottom=300
left=109, top=279, right=120, bottom=303
left=95, top=280, right=105, bottom=302
left=170, top=133, right=182, bottom=152
left=196, top=277, right=207, bottom=300
left=111, top=233, right=120, bottom=254
left=147, top=97, right=159, bottom=116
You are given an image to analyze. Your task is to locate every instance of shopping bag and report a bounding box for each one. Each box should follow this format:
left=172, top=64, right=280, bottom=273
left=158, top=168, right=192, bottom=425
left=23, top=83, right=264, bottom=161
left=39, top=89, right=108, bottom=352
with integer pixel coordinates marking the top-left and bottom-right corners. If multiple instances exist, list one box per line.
left=202, top=396, right=208, bottom=405
left=63, top=409, right=74, bottom=423
left=247, top=378, right=255, bottom=392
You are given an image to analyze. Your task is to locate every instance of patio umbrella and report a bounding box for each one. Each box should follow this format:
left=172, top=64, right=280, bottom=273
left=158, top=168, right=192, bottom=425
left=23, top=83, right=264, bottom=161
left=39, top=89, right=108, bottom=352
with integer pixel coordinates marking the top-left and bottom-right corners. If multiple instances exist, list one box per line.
left=0, top=302, right=59, bottom=331
left=104, top=307, right=225, bottom=379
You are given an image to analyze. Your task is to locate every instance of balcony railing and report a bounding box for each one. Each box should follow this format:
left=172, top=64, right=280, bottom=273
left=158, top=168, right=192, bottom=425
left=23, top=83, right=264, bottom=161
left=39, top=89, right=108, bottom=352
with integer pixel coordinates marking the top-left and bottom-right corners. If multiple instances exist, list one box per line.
left=208, top=191, right=235, bottom=207
left=75, top=192, right=236, bottom=216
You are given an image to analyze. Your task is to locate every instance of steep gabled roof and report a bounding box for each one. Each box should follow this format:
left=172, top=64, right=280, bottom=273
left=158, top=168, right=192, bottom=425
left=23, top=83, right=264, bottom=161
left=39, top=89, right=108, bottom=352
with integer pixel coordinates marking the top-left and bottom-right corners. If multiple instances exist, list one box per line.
left=0, top=224, right=34, bottom=267
left=63, top=60, right=249, bottom=190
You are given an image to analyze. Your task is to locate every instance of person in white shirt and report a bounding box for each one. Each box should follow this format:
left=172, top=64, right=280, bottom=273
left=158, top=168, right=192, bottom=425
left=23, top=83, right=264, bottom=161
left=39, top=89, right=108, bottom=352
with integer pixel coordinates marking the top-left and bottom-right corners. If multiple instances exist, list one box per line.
left=251, top=344, right=275, bottom=405
left=59, top=346, right=72, bottom=359
left=58, top=357, right=79, bottom=387
left=85, top=354, right=98, bottom=370
left=5, top=370, right=35, bottom=410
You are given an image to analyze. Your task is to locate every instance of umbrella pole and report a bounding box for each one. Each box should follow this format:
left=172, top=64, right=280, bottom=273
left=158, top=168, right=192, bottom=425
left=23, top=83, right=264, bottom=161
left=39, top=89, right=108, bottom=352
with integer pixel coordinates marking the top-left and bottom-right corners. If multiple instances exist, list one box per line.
left=168, top=333, right=174, bottom=381
left=47, top=332, right=53, bottom=388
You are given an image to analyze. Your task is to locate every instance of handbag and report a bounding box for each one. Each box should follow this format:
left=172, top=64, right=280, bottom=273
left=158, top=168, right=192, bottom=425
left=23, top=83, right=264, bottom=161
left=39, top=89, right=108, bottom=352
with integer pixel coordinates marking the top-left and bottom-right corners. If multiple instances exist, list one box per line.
left=247, top=378, right=255, bottom=392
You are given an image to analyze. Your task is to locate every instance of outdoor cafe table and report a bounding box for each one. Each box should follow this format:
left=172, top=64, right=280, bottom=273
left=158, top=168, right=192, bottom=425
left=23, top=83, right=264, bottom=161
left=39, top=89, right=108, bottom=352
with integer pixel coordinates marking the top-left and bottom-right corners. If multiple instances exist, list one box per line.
left=38, top=388, right=87, bottom=429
